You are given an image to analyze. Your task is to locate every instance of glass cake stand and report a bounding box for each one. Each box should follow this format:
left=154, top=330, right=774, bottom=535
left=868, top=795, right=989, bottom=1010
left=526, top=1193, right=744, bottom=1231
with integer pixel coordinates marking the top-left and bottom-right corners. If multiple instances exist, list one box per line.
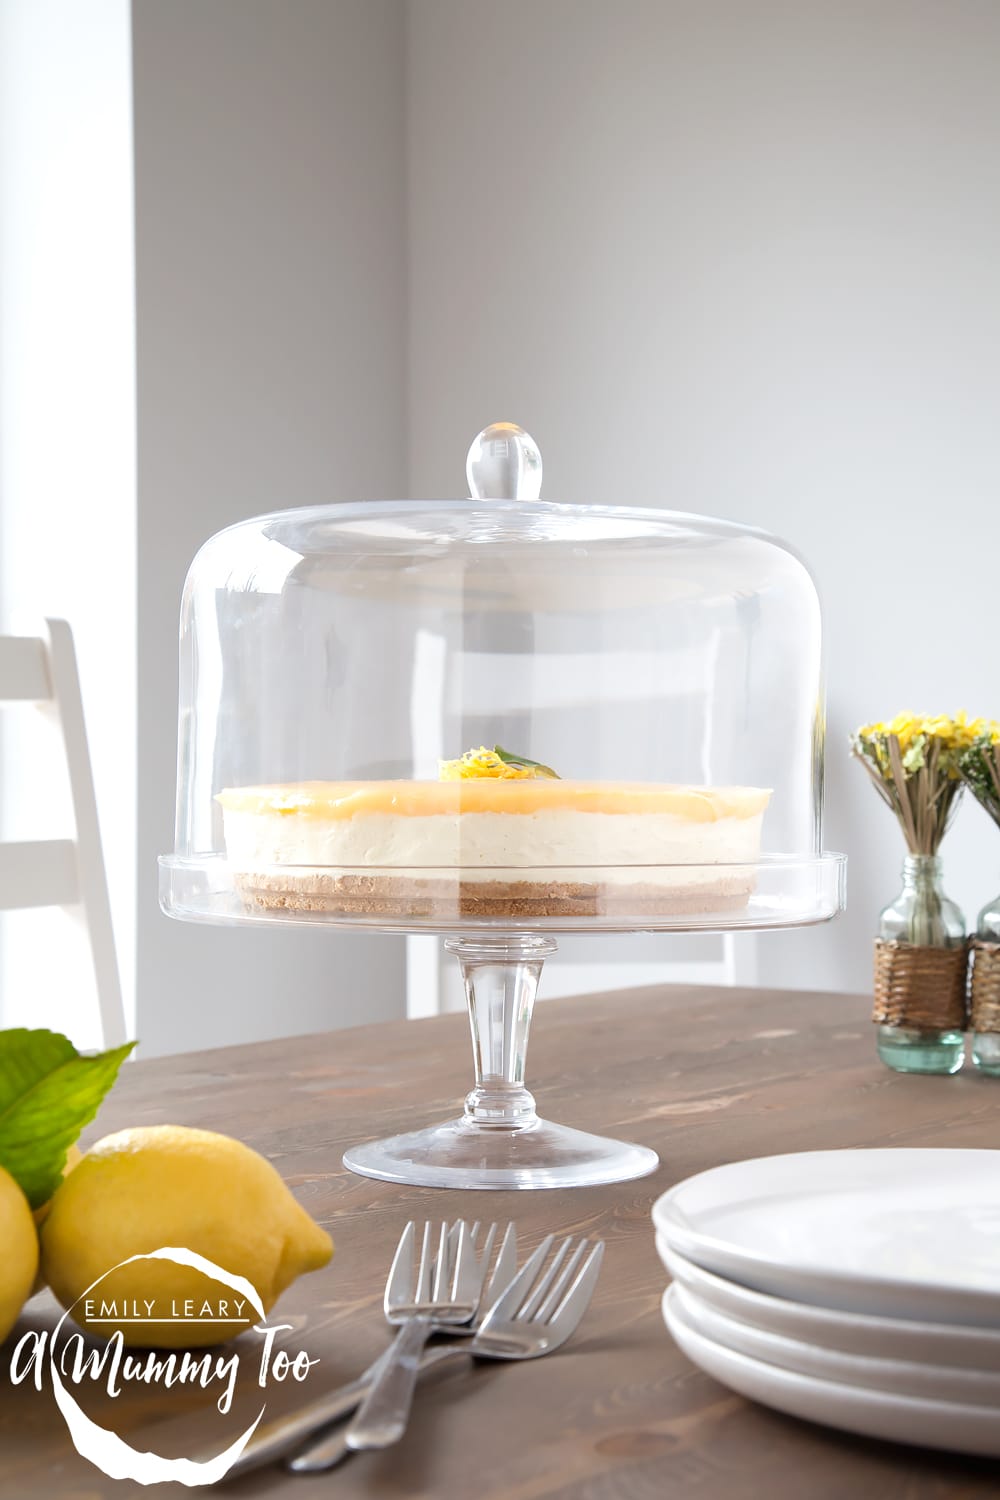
left=348, top=932, right=653, bottom=1189
left=163, top=856, right=845, bottom=1191
left=160, top=422, right=847, bottom=1190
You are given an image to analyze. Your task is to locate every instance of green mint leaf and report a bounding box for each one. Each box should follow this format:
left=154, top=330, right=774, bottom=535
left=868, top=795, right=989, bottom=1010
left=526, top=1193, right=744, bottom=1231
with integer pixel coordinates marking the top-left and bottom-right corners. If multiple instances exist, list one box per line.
left=0, top=1028, right=134, bottom=1208
left=492, top=745, right=561, bottom=779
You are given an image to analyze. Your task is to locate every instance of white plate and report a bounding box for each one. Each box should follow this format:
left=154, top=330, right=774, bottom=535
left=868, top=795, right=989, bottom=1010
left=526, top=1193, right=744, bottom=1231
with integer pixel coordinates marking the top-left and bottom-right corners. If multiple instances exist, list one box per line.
left=670, top=1281, right=1000, bottom=1407
left=653, top=1149, right=1000, bottom=1326
left=657, top=1236, right=1000, bottom=1373
left=663, top=1283, right=1000, bottom=1458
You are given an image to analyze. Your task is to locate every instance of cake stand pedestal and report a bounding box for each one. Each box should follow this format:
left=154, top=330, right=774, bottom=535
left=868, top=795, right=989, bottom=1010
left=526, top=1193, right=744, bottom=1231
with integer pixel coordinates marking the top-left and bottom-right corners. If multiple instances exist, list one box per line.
left=342, top=935, right=659, bottom=1190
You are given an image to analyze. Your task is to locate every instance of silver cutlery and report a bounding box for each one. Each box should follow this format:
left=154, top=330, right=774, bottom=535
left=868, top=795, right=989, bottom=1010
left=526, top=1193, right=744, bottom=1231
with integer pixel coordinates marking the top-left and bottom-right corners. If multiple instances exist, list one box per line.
left=340, top=1219, right=489, bottom=1451
left=286, top=1232, right=604, bottom=1473
left=224, top=1219, right=514, bottom=1479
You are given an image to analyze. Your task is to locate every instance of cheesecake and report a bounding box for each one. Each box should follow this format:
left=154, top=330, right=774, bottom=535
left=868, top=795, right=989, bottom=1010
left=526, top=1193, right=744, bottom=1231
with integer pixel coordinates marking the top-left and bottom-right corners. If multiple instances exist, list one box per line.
left=218, top=749, right=770, bottom=919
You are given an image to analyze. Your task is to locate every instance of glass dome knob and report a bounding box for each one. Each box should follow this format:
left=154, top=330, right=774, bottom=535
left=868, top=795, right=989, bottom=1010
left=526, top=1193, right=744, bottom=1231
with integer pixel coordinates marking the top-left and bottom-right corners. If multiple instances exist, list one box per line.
left=466, top=422, right=543, bottom=501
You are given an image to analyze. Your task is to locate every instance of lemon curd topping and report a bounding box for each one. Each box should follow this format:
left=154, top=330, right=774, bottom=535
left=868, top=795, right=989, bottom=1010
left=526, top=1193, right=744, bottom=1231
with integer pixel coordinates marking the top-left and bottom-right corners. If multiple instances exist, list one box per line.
left=216, top=781, right=771, bottom=822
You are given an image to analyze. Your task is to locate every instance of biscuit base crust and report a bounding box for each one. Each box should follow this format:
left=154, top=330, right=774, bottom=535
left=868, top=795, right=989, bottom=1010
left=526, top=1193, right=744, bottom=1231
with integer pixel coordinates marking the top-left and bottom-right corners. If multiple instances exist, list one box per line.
left=233, top=871, right=753, bottom=919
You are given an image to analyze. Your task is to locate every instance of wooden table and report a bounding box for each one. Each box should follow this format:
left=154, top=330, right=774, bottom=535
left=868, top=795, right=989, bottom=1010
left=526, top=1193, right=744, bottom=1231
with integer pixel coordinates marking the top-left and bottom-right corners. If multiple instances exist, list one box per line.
left=3, top=982, right=1000, bottom=1499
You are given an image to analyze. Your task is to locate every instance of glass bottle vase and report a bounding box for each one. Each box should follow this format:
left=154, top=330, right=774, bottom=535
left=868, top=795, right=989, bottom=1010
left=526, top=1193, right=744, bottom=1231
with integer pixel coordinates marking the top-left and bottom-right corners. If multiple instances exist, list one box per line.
left=876, top=855, right=966, bottom=1075
left=972, top=891, right=1000, bottom=1076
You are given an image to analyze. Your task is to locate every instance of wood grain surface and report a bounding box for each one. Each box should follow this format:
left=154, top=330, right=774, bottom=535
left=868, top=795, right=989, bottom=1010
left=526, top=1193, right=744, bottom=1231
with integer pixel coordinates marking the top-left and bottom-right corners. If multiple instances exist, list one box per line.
left=2, top=981, right=999, bottom=1500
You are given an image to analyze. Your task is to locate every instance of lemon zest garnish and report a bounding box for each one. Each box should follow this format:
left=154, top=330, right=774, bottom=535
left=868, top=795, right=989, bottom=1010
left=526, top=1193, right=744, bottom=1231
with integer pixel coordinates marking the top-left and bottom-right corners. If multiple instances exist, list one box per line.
left=438, top=745, right=560, bottom=781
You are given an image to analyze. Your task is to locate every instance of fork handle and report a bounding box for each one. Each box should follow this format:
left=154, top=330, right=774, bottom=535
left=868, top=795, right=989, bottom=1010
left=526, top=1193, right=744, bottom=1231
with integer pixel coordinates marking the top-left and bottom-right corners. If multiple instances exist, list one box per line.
left=344, top=1315, right=436, bottom=1451
left=225, top=1342, right=466, bottom=1480
left=287, top=1344, right=469, bottom=1473
left=224, top=1350, right=389, bottom=1479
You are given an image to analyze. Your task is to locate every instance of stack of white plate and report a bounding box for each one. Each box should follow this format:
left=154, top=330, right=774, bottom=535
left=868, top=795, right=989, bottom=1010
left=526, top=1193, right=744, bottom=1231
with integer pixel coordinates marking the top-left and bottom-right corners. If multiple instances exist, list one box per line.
left=652, top=1149, right=1000, bottom=1457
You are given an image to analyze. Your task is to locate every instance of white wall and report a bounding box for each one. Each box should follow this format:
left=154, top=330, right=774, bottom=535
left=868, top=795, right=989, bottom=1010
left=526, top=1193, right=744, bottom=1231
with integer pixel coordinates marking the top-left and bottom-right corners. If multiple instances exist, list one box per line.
left=0, top=0, right=136, bottom=1048
left=6, top=2, right=996, bottom=1045
left=407, top=0, right=1000, bottom=996
left=132, top=0, right=408, bottom=1052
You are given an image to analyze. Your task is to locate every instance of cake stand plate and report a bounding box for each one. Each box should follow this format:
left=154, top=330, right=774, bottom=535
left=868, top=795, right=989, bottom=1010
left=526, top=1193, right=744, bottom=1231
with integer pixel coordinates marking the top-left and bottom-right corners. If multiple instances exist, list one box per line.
left=343, top=1116, right=659, bottom=1190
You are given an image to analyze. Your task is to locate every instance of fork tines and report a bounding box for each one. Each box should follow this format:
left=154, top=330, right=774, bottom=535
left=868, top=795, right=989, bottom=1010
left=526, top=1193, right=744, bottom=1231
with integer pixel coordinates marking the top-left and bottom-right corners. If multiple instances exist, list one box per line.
left=491, top=1233, right=606, bottom=1326
left=386, top=1219, right=513, bottom=1314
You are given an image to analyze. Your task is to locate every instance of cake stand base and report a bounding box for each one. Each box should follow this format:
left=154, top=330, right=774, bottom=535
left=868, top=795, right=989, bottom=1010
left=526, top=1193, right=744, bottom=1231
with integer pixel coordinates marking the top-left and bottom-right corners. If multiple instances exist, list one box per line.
left=342, top=1116, right=659, bottom=1190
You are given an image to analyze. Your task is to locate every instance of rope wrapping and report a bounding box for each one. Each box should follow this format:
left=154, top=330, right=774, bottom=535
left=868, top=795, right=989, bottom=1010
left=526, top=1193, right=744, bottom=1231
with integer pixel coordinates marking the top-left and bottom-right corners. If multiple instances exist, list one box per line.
left=970, top=939, right=1000, bottom=1035
left=872, top=939, right=969, bottom=1030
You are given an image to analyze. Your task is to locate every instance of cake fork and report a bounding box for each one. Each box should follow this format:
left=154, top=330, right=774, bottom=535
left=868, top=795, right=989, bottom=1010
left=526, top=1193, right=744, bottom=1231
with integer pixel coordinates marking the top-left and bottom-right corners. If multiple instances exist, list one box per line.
left=287, top=1233, right=605, bottom=1472
left=338, top=1218, right=486, bottom=1451
left=225, top=1218, right=512, bottom=1478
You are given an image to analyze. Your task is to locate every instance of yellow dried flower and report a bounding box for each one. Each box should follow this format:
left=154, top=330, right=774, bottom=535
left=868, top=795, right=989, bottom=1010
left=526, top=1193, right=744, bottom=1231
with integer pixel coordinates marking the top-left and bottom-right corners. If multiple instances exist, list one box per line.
left=849, top=712, right=998, bottom=854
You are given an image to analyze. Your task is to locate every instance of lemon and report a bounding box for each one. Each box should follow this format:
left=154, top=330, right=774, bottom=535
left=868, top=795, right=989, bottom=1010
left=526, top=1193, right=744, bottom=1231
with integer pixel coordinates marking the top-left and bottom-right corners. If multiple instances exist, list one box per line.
left=0, top=1164, right=39, bottom=1343
left=30, top=1143, right=83, bottom=1297
left=33, top=1142, right=82, bottom=1228
left=40, top=1125, right=333, bottom=1348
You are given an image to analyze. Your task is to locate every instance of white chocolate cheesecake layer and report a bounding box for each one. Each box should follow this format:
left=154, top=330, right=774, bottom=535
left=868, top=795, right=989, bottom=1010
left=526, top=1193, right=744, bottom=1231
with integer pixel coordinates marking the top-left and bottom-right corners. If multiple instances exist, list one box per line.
left=219, top=780, right=770, bottom=887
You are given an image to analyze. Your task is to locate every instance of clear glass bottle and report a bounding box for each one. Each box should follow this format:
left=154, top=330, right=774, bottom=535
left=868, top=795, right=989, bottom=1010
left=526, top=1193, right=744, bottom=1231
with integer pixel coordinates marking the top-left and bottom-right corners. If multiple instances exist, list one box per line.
left=972, top=891, right=1000, bottom=1075
left=877, top=855, right=966, bottom=1074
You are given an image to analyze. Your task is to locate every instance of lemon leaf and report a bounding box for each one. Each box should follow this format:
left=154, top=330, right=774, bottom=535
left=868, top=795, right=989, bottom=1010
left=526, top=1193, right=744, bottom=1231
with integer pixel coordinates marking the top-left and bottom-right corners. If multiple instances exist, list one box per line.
left=0, top=1029, right=134, bottom=1208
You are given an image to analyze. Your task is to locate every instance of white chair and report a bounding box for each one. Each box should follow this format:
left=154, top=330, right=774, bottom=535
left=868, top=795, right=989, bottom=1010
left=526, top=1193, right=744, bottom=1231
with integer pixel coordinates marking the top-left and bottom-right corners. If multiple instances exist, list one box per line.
left=0, top=619, right=127, bottom=1047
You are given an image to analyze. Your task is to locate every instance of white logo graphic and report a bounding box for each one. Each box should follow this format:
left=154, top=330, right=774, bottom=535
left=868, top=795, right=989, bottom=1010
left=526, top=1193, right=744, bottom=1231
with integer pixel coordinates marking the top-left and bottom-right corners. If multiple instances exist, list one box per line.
left=10, top=1247, right=319, bottom=1486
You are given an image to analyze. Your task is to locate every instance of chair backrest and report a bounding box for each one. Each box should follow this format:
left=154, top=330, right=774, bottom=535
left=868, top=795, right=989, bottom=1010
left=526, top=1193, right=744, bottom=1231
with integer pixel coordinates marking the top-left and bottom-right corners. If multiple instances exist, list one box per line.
left=0, top=620, right=127, bottom=1048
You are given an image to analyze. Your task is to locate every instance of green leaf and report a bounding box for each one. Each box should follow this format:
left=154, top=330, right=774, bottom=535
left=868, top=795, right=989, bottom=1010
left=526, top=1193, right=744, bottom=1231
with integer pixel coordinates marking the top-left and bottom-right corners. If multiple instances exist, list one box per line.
left=0, top=1029, right=134, bottom=1208
left=492, top=745, right=561, bottom=779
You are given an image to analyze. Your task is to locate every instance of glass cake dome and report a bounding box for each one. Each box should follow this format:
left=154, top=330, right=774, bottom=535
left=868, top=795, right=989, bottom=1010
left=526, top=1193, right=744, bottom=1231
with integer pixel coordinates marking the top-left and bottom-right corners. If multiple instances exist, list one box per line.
left=160, top=423, right=845, bottom=1191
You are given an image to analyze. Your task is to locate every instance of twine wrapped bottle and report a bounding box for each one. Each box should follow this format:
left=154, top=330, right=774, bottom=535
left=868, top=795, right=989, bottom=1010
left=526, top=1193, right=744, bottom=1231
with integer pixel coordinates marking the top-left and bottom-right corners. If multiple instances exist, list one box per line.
left=970, top=895, right=1000, bottom=1076
left=959, top=731, right=1000, bottom=1076
left=874, top=855, right=966, bottom=1074
left=852, top=714, right=984, bottom=1075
